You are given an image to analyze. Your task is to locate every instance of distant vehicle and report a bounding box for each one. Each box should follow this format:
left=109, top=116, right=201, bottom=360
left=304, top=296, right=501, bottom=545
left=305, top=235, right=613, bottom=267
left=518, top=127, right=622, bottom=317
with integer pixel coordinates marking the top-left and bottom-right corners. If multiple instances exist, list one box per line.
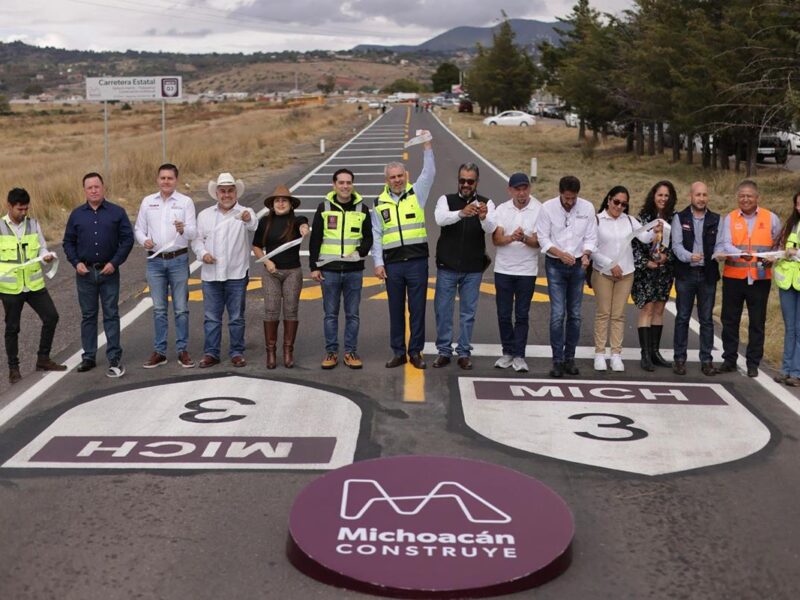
left=778, top=131, right=800, bottom=154
left=458, top=99, right=473, bottom=113
left=368, top=101, right=381, bottom=109
left=431, top=96, right=445, bottom=106
left=756, top=135, right=789, bottom=164
left=482, top=111, right=536, bottom=127
left=564, top=112, right=579, bottom=128
left=541, top=105, right=566, bottom=119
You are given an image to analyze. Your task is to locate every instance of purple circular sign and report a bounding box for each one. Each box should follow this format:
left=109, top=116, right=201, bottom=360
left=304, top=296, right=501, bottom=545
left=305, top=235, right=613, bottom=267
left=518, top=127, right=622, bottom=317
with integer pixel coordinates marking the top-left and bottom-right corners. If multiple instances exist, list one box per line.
left=288, top=455, right=574, bottom=597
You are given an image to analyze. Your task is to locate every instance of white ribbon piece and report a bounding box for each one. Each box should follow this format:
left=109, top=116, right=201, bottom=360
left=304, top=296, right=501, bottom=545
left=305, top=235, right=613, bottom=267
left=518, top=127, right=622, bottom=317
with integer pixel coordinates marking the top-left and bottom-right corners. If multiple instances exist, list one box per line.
left=607, top=218, right=669, bottom=266
left=255, top=237, right=304, bottom=263
left=404, top=131, right=433, bottom=148
left=0, top=252, right=59, bottom=280
left=712, top=250, right=790, bottom=261
left=315, top=252, right=363, bottom=267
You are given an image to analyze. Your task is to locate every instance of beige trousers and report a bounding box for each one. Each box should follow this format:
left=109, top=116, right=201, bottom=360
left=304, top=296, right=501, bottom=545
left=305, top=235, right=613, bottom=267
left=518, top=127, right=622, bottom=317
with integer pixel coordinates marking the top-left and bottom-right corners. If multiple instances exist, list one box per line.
left=592, top=270, right=634, bottom=354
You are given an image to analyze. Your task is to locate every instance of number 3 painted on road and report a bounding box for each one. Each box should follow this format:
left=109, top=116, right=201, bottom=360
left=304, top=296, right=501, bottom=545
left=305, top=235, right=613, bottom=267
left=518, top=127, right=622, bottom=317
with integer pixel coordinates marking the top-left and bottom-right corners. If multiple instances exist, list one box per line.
left=179, top=397, right=256, bottom=423
left=568, top=413, right=648, bottom=442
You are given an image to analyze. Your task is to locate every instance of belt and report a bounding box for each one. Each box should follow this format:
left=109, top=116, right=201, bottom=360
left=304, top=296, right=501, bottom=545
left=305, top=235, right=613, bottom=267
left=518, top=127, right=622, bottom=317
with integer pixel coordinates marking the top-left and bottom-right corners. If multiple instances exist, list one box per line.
left=148, top=247, right=188, bottom=260
left=90, top=262, right=106, bottom=269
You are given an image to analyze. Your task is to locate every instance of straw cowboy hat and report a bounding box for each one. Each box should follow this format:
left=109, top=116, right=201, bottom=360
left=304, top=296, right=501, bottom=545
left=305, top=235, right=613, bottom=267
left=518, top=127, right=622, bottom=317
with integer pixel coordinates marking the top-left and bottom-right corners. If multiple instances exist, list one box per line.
left=208, top=172, right=245, bottom=200
left=264, top=184, right=301, bottom=210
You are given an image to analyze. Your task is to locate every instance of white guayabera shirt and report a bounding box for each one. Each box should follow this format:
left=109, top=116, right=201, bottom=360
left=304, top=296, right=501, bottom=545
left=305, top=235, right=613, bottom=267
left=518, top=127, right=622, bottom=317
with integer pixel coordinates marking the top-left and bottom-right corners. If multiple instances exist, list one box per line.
left=192, top=202, right=258, bottom=282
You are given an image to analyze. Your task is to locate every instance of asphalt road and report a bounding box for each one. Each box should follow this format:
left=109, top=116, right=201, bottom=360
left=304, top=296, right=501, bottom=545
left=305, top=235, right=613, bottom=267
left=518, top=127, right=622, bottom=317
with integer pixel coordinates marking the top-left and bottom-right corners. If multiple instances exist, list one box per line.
left=1, top=106, right=799, bottom=599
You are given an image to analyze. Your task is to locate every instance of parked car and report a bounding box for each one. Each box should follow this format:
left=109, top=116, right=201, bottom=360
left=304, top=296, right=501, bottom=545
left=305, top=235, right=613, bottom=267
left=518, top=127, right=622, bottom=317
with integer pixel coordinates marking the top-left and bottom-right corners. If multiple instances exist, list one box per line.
left=778, top=130, right=800, bottom=154
left=458, top=99, right=473, bottom=113
left=482, top=111, right=536, bottom=127
left=564, top=112, right=579, bottom=128
left=367, top=101, right=381, bottom=109
left=756, top=135, right=789, bottom=164
left=542, top=105, right=566, bottom=119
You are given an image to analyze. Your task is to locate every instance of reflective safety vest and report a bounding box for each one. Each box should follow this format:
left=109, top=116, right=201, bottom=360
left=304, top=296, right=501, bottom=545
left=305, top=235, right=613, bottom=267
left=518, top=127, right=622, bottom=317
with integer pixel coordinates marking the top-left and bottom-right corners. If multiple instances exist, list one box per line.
left=774, top=225, right=800, bottom=291
left=0, top=216, right=45, bottom=294
left=374, top=184, right=427, bottom=251
left=318, top=191, right=366, bottom=263
left=723, top=209, right=775, bottom=280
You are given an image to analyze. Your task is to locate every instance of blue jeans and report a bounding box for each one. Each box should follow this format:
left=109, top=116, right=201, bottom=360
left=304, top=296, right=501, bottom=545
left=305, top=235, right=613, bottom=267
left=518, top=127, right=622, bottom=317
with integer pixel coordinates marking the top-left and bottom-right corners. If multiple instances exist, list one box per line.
left=434, top=268, right=482, bottom=357
left=780, top=288, right=800, bottom=377
left=202, top=276, right=248, bottom=359
left=146, top=253, right=189, bottom=355
left=385, top=258, right=428, bottom=356
left=321, top=270, right=363, bottom=352
left=495, top=273, right=536, bottom=358
left=76, top=268, right=121, bottom=363
left=545, top=256, right=585, bottom=362
left=674, top=270, right=717, bottom=362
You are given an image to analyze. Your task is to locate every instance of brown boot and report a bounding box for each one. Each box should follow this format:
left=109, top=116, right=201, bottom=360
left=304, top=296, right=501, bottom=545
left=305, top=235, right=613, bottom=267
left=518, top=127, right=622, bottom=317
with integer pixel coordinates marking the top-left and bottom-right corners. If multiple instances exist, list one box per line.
left=36, top=356, right=67, bottom=372
left=264, top=321, right=279, bottom=369
left=283, top=320, right=299, bottom=368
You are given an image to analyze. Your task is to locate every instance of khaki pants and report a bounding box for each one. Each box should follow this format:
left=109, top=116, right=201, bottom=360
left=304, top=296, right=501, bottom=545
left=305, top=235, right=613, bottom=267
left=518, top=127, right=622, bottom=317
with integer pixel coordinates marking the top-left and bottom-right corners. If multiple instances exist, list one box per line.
left=592, top=270, right=633, bottom=354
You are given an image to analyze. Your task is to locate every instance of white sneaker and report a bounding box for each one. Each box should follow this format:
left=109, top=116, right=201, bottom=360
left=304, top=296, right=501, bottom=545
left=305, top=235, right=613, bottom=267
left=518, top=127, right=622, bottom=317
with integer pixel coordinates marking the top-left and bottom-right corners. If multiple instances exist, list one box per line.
left=594, top=354, right=607, bottom=371
left=512, top=357, right=529, bottom=372
left=495, top=355, right=513, bottom=369
left=106, top=363, right=126, bottom=378
left=610, top=354, right=625, bottom=372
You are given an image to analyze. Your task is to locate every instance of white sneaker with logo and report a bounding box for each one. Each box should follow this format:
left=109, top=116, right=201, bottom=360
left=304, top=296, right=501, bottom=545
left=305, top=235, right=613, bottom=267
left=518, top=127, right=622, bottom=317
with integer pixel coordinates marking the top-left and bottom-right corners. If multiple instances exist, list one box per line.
left=594, top=354, right=607, bottom=371
left=512, top=357, right=529, bottom=372
left=494, top=355, right=513, bottom=369
left=610, top=354, right=625, bottom=372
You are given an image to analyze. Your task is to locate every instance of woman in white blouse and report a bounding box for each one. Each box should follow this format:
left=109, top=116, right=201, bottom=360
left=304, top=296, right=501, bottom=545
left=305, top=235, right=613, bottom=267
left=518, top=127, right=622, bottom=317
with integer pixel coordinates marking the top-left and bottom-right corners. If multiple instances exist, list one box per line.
left=591, top=186, right=657, bottom=371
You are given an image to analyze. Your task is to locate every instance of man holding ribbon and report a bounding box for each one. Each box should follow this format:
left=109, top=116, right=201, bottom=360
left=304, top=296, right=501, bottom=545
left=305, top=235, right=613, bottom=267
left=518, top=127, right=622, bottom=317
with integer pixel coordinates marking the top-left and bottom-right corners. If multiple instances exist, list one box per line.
left=134, top=163, right=197, bottom=369
left=193, top=173, right=257, bottom=368
left=0, top=188, right=65, bottom=384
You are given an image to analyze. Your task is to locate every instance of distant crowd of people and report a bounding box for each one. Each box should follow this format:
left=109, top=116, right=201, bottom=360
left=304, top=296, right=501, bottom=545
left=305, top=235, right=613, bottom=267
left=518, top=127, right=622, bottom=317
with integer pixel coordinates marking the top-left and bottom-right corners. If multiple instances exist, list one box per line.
left=3, top=131, right=799, bottom=387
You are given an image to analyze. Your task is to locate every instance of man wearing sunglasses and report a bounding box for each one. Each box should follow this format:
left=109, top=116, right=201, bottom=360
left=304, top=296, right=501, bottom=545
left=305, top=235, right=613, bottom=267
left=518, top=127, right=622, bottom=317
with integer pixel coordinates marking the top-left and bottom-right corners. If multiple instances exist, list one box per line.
left=432, top=163, right=496, bottom=370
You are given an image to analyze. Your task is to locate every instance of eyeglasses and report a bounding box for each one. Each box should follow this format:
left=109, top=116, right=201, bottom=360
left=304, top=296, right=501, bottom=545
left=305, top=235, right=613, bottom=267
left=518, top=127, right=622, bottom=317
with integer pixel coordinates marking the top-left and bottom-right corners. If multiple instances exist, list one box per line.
left=458, top=178, right=476, bottom=185
left=611, top=199, right=629, bottom=208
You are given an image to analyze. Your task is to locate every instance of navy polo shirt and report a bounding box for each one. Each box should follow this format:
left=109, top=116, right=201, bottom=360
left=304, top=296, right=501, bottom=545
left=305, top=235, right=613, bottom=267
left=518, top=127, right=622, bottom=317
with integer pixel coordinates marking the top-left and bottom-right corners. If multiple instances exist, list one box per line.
left=62, top=199, right=134, bottom=268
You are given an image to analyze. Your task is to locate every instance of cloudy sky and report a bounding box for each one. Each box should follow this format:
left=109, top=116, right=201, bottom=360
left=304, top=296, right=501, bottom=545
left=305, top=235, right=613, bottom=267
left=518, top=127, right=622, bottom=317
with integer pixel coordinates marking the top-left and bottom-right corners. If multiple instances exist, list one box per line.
left=3, top=0, right=635, bottom=54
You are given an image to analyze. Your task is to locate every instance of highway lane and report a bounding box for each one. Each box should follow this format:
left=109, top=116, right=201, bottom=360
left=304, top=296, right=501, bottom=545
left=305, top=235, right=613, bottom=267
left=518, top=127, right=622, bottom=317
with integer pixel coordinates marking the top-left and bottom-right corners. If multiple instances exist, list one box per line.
left=1, top=106, right=799, bottom=599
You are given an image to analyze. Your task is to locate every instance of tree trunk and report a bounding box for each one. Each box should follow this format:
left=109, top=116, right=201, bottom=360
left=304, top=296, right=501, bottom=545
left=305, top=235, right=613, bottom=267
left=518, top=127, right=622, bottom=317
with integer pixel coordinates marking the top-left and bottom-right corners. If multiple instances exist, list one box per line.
left=701, top=134, right=711, bottom=168
left=579, top=118, right=586, bottom=140
left=601, top=123, right=608, bottom=143
left=647, top=123, right=655, bottom=156
left=657, top=122, right=665, bottom=154
left=718, top=142, right=729, bottom=170
left=734, top=140, right=742, bottom=172
left=635, top=121, right=644, bottom=156
left=626, top=123, right=635, bottom=153
left=592, top=128, right=599, bottom=142
left=746, top=133, right=757, bottom=177
left=672, top=133, right=681, bottom=162
left=686, top=132, right=694, bottom=165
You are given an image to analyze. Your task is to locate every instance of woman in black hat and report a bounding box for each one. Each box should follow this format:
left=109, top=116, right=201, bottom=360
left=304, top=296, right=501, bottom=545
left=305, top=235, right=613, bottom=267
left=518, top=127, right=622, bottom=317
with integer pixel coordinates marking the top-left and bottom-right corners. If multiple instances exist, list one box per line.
left=252, top=184, right=309, bottom=369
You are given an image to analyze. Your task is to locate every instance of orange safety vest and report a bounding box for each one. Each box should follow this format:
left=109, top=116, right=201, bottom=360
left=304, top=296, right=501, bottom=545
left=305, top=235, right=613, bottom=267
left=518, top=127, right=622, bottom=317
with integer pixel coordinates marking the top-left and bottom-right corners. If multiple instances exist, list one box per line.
left=722, top=208, right=775, bottom=280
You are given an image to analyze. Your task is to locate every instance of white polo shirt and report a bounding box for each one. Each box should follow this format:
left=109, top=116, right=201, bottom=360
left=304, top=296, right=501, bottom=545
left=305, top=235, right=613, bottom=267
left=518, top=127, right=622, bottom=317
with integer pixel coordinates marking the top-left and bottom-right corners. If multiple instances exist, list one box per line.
left=493, top=197, right=542, bottom=276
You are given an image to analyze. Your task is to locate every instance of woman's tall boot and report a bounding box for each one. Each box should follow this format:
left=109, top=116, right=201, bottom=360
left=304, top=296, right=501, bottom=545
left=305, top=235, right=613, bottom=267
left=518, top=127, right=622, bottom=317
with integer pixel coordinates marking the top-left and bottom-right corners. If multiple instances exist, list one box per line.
left=264, top=321, right=279, bottom=369
left=638, top=327, right=655, bottom=371
left=283, top=320, right=299, bottom=368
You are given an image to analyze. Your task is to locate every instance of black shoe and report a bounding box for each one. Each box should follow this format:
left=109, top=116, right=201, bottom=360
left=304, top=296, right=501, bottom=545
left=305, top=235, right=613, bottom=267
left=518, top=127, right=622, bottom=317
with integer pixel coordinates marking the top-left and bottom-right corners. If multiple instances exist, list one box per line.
left=385, top=355, right=407, bottom=368
left=650, top=325, right=672, bottom=368
left=673, top=360, right=687, bottom=375
left=77, top=359, right=96, bottom=373
left=432, top=355, right=451, bottom=368
left=9, top=367, right=21, bottom=384
left=638, top=327, right=654, bottom=372
left=563, top=359, right=579, bottom=376
left=549, top=362, right=564, bottom=378
left=747, top=365, right=758, bottom=378
left=409, top=354, right=426, bottom=369
left=717, top=362, right=737, bottom=373
left=701, top=362, right=718, bottom=376
left=774, top=372, right=789, bottom=383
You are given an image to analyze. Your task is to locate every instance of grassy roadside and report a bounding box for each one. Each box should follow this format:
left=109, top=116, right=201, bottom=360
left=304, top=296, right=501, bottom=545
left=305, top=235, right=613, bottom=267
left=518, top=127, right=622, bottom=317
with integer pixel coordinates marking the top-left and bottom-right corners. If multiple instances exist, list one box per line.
left=0, top=101, right=366, bottom=236
left=440, top=110, right=799, bottom=368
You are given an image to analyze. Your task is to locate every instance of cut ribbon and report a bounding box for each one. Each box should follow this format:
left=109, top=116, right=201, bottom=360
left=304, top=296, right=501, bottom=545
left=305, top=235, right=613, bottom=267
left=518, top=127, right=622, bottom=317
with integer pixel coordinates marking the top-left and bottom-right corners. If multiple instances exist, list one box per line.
left=404, top=131, right=433, bottom=148
left=0, top=252, right=59, bottom=279
left=255, top=237, right=304, bottom=263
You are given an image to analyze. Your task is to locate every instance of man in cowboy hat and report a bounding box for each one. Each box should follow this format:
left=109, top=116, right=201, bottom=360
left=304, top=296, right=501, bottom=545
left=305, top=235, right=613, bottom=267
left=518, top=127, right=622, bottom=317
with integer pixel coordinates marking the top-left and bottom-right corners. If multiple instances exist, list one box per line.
left=252, top=184, right=309, bottom=369
left=191, top=173, right=257, bottom=368
left=309, top=168, right=373, bottom=369
left=134, top=163, right=197, bottom=369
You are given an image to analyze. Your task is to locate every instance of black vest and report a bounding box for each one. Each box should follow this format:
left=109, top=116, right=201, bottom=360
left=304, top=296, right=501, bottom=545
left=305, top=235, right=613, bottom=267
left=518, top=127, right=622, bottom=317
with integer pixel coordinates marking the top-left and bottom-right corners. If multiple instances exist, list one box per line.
left=673, top=205, right=720, bottom=283
left=435, top=193, right=488, bottom=273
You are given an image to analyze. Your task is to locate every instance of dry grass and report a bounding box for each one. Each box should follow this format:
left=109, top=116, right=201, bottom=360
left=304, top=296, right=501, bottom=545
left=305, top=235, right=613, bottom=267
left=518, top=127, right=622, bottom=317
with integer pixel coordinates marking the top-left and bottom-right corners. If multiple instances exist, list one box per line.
left=0, top=101, right=363, bottom=238
left=444, top=111, right=799, bottom=367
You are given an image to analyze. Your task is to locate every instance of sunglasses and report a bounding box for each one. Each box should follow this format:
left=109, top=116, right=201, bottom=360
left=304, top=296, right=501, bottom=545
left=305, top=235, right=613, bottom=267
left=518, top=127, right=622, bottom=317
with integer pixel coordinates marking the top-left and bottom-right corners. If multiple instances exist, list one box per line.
left=458, top=178, right=477, bottom=185
left=611, top=199, right=629, bottom=208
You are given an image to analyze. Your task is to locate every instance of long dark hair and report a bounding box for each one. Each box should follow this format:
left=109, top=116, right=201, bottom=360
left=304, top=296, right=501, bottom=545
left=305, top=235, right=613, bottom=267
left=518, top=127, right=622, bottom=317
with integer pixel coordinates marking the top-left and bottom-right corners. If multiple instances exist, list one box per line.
left=781, top=190, right=800, bottom=246
left=598, top=185, right=630, bottom=215
left=261, top=209, right=296, bottom=248
left=641, top=180, right=677, bottom=220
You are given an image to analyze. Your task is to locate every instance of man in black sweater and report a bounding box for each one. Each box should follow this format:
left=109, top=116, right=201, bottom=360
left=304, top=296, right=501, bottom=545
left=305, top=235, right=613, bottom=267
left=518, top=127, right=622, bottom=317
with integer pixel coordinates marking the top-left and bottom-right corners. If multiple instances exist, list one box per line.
left=309, top=168, right=373, bottom=369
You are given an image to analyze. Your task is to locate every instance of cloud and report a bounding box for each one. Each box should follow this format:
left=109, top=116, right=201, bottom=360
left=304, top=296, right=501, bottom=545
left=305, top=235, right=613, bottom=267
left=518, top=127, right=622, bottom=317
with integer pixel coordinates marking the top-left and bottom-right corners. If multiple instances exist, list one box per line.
left=143, top=28, right=214, bottom=38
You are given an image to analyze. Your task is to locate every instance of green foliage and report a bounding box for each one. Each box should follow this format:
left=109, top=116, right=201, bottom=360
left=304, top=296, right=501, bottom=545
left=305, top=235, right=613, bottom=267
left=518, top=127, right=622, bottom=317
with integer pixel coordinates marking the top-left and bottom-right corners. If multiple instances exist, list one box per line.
left=0, top=94, right=10, bottom=114
left=382, top=78, right=425, bottom=94
left=431, top=62, right=460, bottom=92
left=317, top=74, right=336, bottom=96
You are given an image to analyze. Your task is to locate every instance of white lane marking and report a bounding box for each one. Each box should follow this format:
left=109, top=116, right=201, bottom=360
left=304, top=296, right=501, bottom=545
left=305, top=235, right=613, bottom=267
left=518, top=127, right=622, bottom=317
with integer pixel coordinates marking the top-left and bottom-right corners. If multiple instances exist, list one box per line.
left=0, top=111, right=394, bottom=428
left=424, top=343, right=707, bottom=362
left=297, top=183, right=386, bottom=187
left=433, top=112, right=800, bottom=419
left=326, top=155, right=400, bottom=159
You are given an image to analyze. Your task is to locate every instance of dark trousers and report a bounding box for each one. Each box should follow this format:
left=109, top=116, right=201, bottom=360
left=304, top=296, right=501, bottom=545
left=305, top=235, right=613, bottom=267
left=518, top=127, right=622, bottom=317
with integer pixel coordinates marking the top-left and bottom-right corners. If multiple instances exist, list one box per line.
left=1, top=288, right=60, bottom=368
left=495, top=273, right=536, bottom=358
left=673, top=270, right=717, bottom=362
left=721, top=277, right=770, bottom=367
left=76, top=269, right=121, bottom=363
left=385, top=257, right=428, bottom=356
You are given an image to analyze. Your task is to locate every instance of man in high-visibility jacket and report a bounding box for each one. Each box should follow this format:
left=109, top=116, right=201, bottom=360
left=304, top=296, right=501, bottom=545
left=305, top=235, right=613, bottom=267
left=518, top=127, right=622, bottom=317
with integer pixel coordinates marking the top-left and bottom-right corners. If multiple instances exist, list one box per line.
left=0, top=188, right=65, bottom=384
left=309, top=168, right=373, bottom=369
left=371, top=132, right=435, bottom=369
left=714, top=179, right=782, bottom=377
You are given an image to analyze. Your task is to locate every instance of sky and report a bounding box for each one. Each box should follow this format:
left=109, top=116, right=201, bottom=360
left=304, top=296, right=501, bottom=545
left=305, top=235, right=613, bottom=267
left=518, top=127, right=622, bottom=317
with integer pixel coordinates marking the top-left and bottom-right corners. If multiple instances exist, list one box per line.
left=2, top=0, right=635, bottom=54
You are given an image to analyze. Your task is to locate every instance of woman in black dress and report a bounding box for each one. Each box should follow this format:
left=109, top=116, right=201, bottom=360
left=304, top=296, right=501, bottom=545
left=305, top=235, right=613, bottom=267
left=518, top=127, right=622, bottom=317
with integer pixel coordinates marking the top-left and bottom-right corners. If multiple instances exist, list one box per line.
left=632, top=180, right=677, bottom=370
left=252, top=185, right=309, bottom=369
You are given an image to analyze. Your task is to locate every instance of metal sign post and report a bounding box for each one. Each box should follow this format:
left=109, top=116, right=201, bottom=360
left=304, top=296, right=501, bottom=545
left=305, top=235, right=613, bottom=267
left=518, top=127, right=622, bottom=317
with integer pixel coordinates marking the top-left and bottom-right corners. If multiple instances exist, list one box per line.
left=161, top=101, right=167, bottom=163
left=103, top=101, right=110, bottom=180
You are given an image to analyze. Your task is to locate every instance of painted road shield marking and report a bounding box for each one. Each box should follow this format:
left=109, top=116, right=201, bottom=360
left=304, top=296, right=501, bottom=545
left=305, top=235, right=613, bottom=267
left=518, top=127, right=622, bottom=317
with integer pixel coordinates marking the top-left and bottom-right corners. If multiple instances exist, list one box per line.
left=3, top=376, right=361, bottom=470
left=459, top=378, right=771, bottom=476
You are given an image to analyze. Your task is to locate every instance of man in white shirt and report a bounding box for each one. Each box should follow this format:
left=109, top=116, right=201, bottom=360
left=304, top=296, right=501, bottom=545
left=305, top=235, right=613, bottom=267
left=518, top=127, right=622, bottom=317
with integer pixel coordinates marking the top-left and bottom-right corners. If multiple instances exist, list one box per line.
left=537, top=175, right=597, bottom=377
left=134, top=164, right=197, bottom=369
left=491, top=173, right=542, bottom=372
left=192, top=173, right=257, bottom=368
left=432, top=162, right=496, bottom=370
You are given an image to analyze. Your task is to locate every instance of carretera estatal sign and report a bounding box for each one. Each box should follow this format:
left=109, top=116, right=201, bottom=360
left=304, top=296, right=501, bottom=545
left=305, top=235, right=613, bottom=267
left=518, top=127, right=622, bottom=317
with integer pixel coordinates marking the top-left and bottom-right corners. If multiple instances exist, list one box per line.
left=288, top=455, right=574, bottom=596
left=86, top=76, right=182, bottom=101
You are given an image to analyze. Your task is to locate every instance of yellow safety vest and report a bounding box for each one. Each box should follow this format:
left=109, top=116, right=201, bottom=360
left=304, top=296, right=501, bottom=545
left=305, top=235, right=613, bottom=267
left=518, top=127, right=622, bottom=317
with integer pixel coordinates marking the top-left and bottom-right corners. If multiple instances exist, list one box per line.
left=319, top=191, right=366, bottom=262
left=774, top=226, right=800, bottom=291
left=0, top=216, right=45, bottom=294
left=374, top=183, right=427, bottom=250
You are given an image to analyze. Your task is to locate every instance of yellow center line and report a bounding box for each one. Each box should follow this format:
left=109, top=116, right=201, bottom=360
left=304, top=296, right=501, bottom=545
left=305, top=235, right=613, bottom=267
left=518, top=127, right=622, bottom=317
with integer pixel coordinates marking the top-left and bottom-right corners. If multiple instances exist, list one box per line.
left=403, top=306, right=425, bottom=403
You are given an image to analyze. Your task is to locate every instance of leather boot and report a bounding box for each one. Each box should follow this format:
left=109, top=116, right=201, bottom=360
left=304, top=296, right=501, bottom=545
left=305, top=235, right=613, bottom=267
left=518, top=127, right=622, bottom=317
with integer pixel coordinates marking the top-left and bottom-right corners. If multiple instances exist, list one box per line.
left=283, top=320, right=299, bottom=368
left=650, top=325, right=672, bottom=367
left=264, top=321, right=279, bottom=369
left=36, top=356, right=67, bottom=372
left=638, top=327, right=655, bottom=372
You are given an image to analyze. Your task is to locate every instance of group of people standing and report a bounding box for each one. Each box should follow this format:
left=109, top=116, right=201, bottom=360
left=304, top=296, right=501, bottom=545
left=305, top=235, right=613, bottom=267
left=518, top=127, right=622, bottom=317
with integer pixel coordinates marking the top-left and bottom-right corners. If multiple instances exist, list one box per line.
left=1, top=133, right=797, bottom=385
